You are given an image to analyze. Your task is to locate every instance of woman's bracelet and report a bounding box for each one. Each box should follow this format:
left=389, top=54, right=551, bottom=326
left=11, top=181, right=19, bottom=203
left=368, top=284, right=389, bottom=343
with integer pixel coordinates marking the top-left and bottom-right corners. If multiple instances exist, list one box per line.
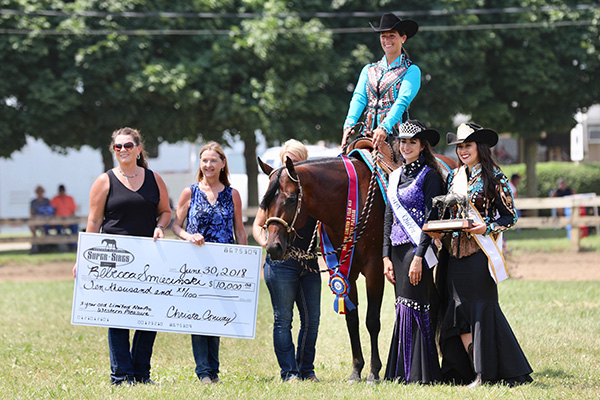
left=155, top=225, right=165, bottom=232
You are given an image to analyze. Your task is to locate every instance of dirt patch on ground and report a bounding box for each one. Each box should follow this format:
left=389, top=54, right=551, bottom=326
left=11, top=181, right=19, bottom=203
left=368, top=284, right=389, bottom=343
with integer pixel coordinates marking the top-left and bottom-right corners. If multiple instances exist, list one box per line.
left=0, top=252, right=598, bottom=282
left=0, top=262, right=74, bottom=282
left=506, top=251, right=600, bottom=281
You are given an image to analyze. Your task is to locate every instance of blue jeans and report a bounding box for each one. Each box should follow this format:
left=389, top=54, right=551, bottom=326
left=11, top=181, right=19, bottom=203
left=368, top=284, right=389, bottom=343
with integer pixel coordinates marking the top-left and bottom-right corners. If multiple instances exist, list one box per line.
left=191, top=334, right=220, bottom=379
left=264, top=256, right=321, bottom=380
left=108, top=328, right=157, bottom=384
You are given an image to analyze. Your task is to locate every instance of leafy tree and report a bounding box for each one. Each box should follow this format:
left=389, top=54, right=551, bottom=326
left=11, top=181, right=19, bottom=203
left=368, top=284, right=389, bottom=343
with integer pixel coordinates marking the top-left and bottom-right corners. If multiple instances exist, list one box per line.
left=2, top=0, right=599, bottom=204
left=415, top=1, right=600, bottom=196
left=325, top=1, right=600, bottom=198
left=487, top=1, right=598, bottom=196
left=189, top=0, right=342, bottom=206
left=1, top=0, right=222, bottom=167
left=1, top=0, right=343, bottom=207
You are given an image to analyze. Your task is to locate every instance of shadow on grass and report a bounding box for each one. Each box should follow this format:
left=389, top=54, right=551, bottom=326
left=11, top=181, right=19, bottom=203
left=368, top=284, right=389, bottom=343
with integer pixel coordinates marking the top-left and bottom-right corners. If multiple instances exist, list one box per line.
left=530, top=367, right=576, bottom=389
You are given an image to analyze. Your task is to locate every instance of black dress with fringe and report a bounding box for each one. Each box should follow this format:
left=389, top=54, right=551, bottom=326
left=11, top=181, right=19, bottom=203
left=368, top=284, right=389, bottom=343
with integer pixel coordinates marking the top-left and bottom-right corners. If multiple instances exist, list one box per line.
left=384, top=243, right=442, bottom=384
left=437, top=249, right=533, bottom=385
left=436, top=165, right=533, bottom=386
left=382, top=161, right=444, bottom=384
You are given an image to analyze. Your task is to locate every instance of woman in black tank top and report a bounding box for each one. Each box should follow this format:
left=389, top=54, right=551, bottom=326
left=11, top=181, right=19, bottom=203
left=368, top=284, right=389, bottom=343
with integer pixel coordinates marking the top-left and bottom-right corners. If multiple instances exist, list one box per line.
left=74, top=127, right=171, bottom=385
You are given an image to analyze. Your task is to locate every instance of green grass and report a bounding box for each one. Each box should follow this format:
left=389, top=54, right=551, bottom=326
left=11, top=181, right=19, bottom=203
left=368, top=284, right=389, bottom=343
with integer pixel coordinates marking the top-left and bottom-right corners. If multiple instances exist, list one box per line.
left=0, top=249, right=77, bottom=265
left=504, top=228, right=600, bottom=253
left=1, top=276, right=599, bottom=399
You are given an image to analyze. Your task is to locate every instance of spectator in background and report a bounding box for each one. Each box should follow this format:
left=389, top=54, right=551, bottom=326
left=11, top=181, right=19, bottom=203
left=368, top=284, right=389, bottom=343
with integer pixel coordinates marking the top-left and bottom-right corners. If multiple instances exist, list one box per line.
left=551, top=178, right=580, bottom=238
left=552, top=178, right=575, bottom=198
left=509, top=174, right=523, bottom=229
left=50, top=184, right=78, bottom=235
left=509, top=174, right=522, bottom=198
left=30, top=185, right=52, bottom=217
left=551, top=178, right=575, bottom=217
left=30, top=185, right=53, bottom=238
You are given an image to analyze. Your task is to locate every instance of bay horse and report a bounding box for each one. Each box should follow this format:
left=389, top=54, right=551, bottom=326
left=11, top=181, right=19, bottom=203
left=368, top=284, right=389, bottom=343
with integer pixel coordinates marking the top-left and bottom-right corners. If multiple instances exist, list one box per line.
left=258, top=152, right=457, bottom=383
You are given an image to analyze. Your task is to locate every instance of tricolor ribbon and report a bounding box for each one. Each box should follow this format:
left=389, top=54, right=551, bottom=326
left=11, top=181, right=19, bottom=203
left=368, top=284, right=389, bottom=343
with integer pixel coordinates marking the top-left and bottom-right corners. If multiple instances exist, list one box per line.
left=320, top=155, right=359, bottom=314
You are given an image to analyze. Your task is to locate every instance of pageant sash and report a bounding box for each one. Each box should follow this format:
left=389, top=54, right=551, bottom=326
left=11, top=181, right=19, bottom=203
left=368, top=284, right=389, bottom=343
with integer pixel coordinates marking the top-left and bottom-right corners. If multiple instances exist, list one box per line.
left=387, top=168, right=438, bottom=268
left=453, top=166, right=509, bottom=283
left=320, top=155, right=359, bottom=314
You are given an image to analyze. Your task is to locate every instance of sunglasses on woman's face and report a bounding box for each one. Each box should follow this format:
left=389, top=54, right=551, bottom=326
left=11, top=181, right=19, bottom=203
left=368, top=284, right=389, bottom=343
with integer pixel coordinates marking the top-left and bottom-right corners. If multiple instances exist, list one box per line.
left=113, top=142, right=136, bottom=151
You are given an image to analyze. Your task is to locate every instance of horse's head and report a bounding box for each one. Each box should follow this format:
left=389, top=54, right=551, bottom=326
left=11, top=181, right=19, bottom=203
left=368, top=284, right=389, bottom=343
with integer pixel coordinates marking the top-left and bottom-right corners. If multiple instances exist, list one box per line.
left=432, top=195, right=445, bottom=209
left=257, top=156, right=305, bottom=260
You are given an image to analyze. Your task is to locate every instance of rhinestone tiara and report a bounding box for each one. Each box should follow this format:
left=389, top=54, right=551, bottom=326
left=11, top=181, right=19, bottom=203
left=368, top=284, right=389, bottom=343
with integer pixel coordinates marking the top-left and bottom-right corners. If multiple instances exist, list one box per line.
left=397, top=121, right=422, bottom=135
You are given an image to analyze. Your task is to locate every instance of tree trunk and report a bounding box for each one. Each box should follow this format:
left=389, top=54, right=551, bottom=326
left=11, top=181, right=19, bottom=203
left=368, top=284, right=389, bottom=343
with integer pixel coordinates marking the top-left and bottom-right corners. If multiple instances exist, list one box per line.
left=524, top=137, right=538, bottom=199
left=243, top=132, right=259, bottom=208
left=101, top=147, right=114, bottom=173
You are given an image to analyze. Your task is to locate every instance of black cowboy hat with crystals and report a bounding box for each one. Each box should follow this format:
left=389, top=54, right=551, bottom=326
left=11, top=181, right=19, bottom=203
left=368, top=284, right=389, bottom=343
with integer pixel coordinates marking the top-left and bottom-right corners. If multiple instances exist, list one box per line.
left=369, top=13, right=419, bottom=38
left=396, top=119, right=440, bottom=146
left=446, top=122, right=499, bottom=147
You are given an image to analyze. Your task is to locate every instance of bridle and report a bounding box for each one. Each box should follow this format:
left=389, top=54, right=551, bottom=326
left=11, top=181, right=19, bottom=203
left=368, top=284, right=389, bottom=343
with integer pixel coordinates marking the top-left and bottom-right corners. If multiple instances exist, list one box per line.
left=263, top=168, right=303, bottom=235
left=262, top=154, right=380, bottom=273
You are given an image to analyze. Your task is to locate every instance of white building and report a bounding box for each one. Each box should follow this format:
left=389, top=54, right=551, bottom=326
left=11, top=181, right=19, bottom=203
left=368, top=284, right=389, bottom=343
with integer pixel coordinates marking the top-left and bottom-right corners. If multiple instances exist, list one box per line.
left=583, top=104, right=600, bottom=162
left=0, top=136, right=340, bottom=231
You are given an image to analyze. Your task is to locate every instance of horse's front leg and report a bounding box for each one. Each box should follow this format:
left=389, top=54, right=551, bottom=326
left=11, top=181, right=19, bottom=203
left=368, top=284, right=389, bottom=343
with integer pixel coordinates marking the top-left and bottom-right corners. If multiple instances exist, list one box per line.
left=364, top=265, right=384, bottom=384
left=344, top=289, right=364, bottom=382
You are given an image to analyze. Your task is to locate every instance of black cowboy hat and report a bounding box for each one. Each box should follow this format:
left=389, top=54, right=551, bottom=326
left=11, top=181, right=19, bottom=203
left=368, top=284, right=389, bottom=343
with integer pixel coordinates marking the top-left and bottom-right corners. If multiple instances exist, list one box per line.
left=370, top=13, right=418, bottom=38
left=396, top=119, right=440, bottom=146
left=446, top=122, right=499, bottom=147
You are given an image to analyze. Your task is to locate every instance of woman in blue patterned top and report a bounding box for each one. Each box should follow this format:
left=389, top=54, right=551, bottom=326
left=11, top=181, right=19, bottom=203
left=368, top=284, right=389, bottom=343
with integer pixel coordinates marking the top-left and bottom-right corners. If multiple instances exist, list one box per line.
left=172, top=141, right=246, bottom=384
left=342, top=12, right=421, bottom=150
left=429, top=123, right=532, bottom=387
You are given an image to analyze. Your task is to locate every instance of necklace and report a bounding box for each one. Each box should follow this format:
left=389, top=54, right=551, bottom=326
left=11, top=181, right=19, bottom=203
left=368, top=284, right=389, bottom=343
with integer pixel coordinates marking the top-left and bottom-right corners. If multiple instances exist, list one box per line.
left=118, top=167, right=139, bottom=179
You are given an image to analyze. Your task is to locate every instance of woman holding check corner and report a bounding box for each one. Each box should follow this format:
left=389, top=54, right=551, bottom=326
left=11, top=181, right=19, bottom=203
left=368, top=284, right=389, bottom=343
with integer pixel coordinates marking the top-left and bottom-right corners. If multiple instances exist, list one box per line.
left=172, top=141, right=246, bottom=384
left=74, top=127, right=172, bottom=385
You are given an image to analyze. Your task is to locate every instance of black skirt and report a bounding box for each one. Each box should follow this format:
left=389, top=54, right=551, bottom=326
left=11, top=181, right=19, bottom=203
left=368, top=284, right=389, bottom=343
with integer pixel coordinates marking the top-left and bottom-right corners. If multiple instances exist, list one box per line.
left=384, top=243, right=441, bottom=383
left=438, top=250, right=533, bottom=385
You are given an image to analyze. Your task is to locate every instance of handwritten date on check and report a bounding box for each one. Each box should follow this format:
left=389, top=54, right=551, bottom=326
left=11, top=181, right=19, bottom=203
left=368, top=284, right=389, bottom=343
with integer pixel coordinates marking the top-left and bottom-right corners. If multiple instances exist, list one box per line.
left=72, top=232, right=263, bottom=339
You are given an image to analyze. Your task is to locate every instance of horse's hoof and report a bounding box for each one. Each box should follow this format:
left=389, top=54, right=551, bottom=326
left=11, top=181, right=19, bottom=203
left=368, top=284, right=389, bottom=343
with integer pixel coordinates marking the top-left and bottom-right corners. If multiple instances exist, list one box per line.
left=348, top=372, right=361, bottom=383
left=366, top=373, right=379, bottom=385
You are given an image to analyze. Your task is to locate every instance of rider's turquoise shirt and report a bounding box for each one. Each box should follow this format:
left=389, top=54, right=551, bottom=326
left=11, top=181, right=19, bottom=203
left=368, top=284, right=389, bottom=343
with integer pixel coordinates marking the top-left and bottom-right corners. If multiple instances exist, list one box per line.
left=343, top=53, right=421, bottom=135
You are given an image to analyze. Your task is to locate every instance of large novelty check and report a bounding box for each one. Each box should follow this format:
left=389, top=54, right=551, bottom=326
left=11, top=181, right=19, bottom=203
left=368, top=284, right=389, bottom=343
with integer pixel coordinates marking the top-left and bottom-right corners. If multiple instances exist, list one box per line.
left=71, top=232, right=263, bottom=339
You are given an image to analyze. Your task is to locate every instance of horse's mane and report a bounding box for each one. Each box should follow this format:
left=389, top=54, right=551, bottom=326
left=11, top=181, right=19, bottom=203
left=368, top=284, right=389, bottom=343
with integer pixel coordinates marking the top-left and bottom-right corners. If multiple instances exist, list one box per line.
left=296, top=156, right=340, bottom=166
left=259, top=168, right=283, bottom=210
left=259, top=157, right=343, bottom=209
